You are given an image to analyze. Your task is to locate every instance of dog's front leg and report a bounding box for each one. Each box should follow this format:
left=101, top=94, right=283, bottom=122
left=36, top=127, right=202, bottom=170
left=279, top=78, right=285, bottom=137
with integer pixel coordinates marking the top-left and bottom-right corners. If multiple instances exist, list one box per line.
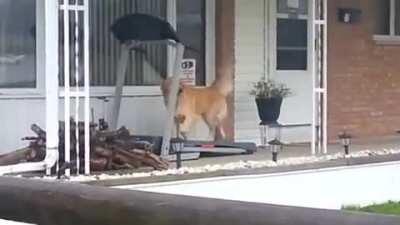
left=180, top=132, right=188, bottom=140
left=207, top=127, right=216, bottom=141
left=217, top=125, right=226, bottom=140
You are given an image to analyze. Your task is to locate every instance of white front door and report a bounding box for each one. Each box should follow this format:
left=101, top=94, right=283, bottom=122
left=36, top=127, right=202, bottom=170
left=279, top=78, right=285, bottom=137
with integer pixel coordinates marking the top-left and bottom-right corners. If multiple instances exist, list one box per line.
left=269, top=0, right=313, bottom=142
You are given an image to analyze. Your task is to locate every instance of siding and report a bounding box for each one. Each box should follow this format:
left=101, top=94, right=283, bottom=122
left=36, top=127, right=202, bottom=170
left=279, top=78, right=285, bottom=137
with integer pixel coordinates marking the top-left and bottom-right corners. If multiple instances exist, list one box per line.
left=234, top=0, right=312, bottom=144
left=0, top=96, right=167, bottom=154
left=234, top=0, right=266, bottom=143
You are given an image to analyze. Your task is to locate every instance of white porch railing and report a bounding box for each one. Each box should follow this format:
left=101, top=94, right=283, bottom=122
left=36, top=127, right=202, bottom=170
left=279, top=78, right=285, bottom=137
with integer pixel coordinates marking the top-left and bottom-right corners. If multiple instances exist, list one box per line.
left=311, top=0, right=328, bottom=155
left=60, top=0, right=90, bottom=176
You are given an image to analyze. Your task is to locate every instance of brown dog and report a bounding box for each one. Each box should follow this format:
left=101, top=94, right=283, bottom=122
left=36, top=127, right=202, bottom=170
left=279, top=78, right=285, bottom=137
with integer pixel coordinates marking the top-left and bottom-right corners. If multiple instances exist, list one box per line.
left=161, top=73, right=232, bottom=140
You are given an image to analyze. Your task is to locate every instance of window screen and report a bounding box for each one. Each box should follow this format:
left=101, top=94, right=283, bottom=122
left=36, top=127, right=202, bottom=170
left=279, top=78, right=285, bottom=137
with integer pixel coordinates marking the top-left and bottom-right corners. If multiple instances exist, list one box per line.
left=277, top=18, right=308, bottom=70
left=60, top=0, right=167, bottom=87
left=177, top=0, right=206, bottom=85
left=0, top=0, right=36, bottom=88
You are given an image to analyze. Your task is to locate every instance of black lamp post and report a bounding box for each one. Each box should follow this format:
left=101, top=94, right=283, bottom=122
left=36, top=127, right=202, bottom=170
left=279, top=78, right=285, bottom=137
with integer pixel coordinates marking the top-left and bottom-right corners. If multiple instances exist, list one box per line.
left=259, top=121, right=282, bottom=149
left=171, top=137, right=185, bottom=169
left=269, top=139, right=283, bottom=162
left=338, top=132, right=352, bottom=156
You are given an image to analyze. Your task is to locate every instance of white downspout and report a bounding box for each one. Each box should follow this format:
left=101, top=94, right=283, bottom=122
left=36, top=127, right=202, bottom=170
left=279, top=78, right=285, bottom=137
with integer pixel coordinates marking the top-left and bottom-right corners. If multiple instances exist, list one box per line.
left=0, top=0, right=59, bottom=176
left=0, top=151, right=58, bottom=176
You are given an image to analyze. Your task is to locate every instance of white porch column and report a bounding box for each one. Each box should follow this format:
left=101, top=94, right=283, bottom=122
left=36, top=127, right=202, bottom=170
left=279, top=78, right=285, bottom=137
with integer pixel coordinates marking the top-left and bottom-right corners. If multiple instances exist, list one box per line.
left=311, top=0, right=328, bottom=155
left=45, top=0, right=59, bottom=175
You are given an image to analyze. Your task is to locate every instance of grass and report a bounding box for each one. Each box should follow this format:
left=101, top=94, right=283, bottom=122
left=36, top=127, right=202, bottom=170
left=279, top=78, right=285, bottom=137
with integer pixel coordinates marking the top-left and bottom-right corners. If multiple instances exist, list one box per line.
left=344, top=201, right=400, bottom=216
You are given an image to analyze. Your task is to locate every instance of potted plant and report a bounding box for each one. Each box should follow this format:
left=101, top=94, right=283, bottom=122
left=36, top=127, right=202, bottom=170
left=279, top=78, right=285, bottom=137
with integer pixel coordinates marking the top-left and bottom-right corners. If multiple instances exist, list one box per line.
left=250, top=78, right=291, bottom=123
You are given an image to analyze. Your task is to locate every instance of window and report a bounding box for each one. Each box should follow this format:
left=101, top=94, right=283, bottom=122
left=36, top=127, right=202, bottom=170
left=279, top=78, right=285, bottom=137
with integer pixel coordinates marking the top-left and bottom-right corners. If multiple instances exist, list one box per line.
left=177, top=0, right=206, bottom=85
left=88, top=0, right=167, bottom=87
left=276, top=0, right=309, bottom=70
left=0, top=0, right=36, bottom=88
left=374, top=0, right=400, bottom=44
left=59, top=0, right=206, bottom=88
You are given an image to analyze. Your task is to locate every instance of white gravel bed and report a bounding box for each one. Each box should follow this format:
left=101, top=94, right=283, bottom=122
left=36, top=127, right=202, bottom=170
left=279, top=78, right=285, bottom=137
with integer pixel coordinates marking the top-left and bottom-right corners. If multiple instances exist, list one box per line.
left=10, top=148, right=400, bottom=183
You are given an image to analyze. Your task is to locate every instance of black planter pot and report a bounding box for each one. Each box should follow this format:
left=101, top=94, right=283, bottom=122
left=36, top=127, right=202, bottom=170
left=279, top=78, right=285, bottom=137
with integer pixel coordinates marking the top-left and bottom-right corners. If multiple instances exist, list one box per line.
left=255, top=97, right=283, bottom=123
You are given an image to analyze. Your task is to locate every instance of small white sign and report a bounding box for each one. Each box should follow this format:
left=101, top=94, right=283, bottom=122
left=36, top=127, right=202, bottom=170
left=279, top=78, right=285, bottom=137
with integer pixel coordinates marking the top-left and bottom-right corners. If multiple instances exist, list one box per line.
left=180, top=59, right=196, bottom=86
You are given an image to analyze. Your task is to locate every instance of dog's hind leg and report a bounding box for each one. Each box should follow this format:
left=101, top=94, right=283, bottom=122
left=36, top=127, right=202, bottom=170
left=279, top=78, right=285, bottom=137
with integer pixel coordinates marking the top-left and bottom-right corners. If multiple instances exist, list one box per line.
left=203, top=114, right=224, bottom=141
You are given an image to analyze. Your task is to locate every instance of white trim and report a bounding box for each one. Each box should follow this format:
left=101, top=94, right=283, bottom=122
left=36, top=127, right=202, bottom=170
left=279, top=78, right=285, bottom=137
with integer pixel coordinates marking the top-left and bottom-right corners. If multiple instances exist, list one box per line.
left=269, top=0, right=277, bottom=78
left=270, top=1, right=312, bottom=73
left=60, top=4, right=85, bottom=11
left=205, top=0, right=216, bottom=85
left=277, top=13, right=308, bottom=20
left=167, top=0, right=177, bottom=77
left=373, top=35, right=400, bottom=45
left=311, top=0, right=316, bottom=155
left=83, top=86, right=162, bottom=97
left=83, top=0, right=90, bottom=175
left=63, top=0, right=71, bottom=177
left=44, top=0, right=60, bottom=175
left=391, top=0, right=396, bottom=36
left=323, top=0, right=328, bottom=154
left=36, top=1, right=46, bottom=93
left=373, top=0, right=400, bottom=44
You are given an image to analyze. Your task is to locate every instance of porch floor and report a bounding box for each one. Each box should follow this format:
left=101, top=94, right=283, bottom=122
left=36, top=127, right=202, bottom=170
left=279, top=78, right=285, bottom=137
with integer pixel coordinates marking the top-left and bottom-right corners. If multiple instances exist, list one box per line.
left=179, top=135, right=400, bottom=168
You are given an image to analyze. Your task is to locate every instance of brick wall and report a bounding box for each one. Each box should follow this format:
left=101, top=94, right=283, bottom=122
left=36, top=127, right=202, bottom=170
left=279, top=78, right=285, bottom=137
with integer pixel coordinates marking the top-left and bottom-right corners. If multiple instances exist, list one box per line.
left=328, top=0, right=400, bottom=141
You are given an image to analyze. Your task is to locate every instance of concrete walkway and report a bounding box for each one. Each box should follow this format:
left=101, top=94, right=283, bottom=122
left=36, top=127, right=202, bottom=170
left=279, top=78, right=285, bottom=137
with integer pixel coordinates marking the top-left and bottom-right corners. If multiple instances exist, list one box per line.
left=180, top=136, right=400, bottom=168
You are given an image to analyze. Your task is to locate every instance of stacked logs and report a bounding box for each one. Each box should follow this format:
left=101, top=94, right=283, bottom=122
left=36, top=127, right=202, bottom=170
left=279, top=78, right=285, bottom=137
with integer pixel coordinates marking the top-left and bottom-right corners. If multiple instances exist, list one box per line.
left=0, top=120, right=169, bottom=174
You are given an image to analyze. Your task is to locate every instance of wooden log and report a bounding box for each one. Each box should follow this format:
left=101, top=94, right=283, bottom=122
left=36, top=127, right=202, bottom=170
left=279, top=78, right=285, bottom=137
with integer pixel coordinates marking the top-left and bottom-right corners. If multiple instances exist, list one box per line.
left=95, top=126, right=130, bottom=141
left=93, top=146, right=113, bottom=158
left=128, top=149, right=169, bottom=169
left=113, top=152, right=142, bottom=169
left=111, top=162, right=133, bottom=170
left=113, top=139, right=154, bottom=151
left=7, top=121, right=166, bottom=173
left=31, top=124, right=46, bottom=140
left=0, top=147, right=33, bottom=166
left=114, top=147, right=168, bottom=170
left=90, top=157, right=109, bottom=172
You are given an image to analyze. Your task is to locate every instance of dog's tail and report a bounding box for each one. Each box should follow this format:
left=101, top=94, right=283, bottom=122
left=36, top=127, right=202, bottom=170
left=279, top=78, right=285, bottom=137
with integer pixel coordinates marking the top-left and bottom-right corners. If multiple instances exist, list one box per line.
left=211, top=69, right=233, bottom=97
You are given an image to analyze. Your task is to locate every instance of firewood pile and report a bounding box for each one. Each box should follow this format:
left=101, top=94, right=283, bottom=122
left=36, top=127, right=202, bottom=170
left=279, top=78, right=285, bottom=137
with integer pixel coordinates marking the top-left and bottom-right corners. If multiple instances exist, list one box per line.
left=0, top=120, right=169, bottom=174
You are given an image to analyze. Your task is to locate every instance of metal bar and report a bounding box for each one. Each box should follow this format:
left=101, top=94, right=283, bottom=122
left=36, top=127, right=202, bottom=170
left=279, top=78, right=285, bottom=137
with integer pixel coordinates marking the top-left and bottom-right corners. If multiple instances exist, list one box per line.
left=391, top=0, right=396, bottom=36
left=311, top=0, right=317, bottom=155
left=161, top=43, right=185, bottom=157
left=74, top=0, right=80, bottom=175
left=83, top=0, right=90, bottom=175
left=63, top=2, right=71, bottom=177
left=0, top=177, right=399, bottom=225
left=167, top=0, right=177, bottom=76
left=323, top=0, right=328, bottom=154
left=45, top=0, right=60, bottom=175
left=317, top=0, right=323, bottom=154
left=110, top=46, right=130, bottom=130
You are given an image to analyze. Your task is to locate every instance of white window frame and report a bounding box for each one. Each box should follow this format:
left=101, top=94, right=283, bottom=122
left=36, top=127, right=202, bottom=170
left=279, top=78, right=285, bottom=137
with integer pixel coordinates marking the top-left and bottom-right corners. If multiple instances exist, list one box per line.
left=270, top=0, right=313, bottom=73
left=373, top=0, right=400, bottom=45
left=0, top=0, right=46, bottom=98
left=2, top=0, right=216, bottom=98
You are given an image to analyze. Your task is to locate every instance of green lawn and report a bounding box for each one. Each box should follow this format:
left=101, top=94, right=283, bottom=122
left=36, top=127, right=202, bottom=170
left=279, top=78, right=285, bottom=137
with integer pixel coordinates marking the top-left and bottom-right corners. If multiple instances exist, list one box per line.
left=344, top=202, right=400, bottom=216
